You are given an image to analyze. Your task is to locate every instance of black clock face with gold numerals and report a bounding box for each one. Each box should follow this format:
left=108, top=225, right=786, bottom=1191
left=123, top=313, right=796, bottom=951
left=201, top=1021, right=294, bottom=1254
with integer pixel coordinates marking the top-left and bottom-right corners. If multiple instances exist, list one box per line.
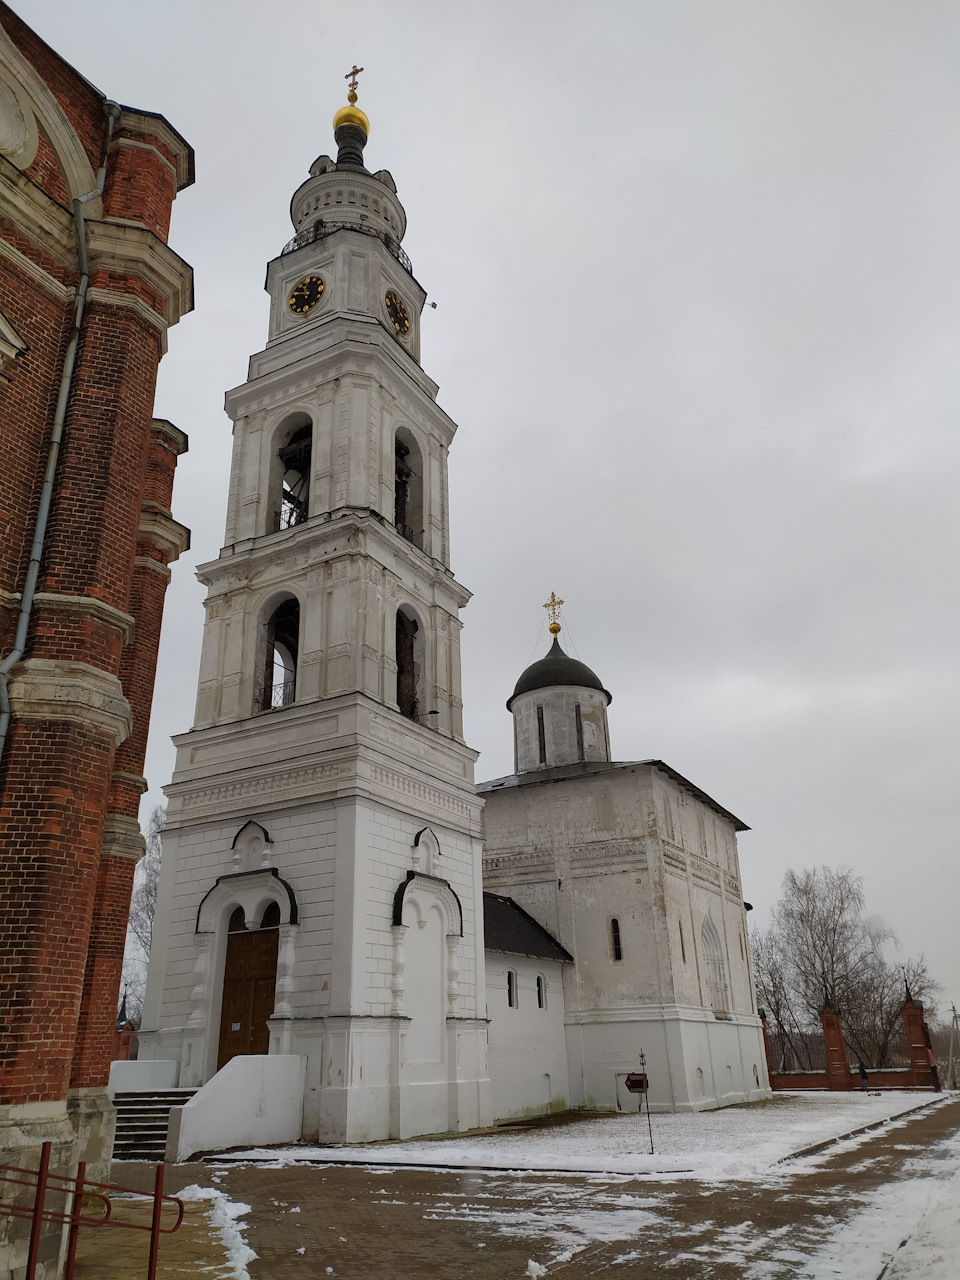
left=384, top=289, right=411, bottom=338
left=287, top=274, right=325, bottom=315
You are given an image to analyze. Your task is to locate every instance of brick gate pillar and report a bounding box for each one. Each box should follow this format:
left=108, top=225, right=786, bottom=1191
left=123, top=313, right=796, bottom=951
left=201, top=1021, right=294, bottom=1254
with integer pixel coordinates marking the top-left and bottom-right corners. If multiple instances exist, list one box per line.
left=821, top=1000, right=852, bottom=1091
left=902, top=995, right=940, bottom=1090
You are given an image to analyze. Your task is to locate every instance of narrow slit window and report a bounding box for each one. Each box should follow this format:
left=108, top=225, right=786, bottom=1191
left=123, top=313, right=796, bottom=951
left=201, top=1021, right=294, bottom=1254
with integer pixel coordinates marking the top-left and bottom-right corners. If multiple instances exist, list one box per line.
left=536, top=975, right=545, bottom=1009
left=537, top=705, right=546, bottom=764
left=575, top=703, right=585, bottom=762
left=507, top=970, right=518, bottom=1008
left=679, top=920, right=686, bottom=963
left=396, top=609, right=421, bottom=721
left=611, top=917, right=623, bottom=962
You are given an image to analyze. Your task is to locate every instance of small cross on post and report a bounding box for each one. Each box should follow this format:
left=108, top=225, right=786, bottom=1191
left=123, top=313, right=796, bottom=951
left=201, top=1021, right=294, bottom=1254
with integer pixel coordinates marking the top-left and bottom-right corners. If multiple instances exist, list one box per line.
left=345, top=64, right=364, bottom=103
left=543, top=591, right=564, bottom=636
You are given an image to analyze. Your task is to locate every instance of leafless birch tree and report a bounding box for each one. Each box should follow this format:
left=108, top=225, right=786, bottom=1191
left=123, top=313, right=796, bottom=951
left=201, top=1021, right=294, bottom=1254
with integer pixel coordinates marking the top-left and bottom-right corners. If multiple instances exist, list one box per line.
left=752, top=866, right=938, bottom=1070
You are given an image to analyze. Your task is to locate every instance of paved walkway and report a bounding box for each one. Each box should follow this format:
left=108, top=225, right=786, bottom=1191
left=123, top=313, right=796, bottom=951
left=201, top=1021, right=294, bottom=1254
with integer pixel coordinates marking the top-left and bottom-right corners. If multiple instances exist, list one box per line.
left=83, top=1096, right=960, bottom=1278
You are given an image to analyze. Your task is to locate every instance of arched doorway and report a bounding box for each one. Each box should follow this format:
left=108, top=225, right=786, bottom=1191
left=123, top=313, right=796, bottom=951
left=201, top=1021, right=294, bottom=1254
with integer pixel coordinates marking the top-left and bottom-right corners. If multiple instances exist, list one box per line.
left=217, top=902, right=280, bottom=1069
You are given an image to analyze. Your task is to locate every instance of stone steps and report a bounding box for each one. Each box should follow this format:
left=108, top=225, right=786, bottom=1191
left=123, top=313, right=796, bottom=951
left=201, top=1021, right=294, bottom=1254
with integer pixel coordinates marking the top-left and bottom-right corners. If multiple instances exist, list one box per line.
left=113, top=1088, right=197, bottom=1162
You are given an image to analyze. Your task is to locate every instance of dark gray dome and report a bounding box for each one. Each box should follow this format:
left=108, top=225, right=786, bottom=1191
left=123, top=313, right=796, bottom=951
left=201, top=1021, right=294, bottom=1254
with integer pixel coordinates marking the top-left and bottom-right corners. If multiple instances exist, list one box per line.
left=507, top=638, right=612, bottom=710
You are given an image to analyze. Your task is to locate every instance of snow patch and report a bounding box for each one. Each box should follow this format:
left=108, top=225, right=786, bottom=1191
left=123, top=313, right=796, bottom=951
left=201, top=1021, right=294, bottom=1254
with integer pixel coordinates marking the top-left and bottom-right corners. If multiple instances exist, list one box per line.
left=176, top=1183, right=258, bottom=1279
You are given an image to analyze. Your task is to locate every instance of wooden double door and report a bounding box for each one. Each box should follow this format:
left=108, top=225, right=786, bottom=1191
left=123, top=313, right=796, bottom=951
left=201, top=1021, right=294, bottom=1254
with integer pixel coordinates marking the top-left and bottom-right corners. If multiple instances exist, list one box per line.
left=217, top=912, right=280, bottom=1070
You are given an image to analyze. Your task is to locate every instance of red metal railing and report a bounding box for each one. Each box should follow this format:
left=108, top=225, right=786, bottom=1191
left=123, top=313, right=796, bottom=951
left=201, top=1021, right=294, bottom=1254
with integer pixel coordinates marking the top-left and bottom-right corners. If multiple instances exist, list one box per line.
left=0, top=1142, right=184, bottom=1279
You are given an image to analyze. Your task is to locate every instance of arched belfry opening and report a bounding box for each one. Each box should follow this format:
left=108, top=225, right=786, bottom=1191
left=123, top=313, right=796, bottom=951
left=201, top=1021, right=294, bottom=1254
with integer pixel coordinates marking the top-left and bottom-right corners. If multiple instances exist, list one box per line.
left=259, top=596, right=300, bottom=711
left=396, top=605, right=424, bottom=722
left=273, top=417, right=312, bottom=531
left=394, top=428, right=423, bottom=550
left=217, top=901, right=281, bottom=1069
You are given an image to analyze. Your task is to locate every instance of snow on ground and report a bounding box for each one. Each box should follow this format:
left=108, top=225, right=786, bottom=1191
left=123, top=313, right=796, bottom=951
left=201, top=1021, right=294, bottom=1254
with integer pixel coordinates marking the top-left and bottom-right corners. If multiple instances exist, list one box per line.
left=222, top=1092, right=943, bottom=1180
left=177, top=1183, right=258, bottom=1279
left=886, top=1159, right=960, bottom=1278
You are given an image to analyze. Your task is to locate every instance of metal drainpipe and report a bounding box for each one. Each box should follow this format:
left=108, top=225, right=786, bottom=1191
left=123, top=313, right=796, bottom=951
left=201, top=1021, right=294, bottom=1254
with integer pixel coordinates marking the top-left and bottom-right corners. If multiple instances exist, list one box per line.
left=0, top=101, right=121, bottom=769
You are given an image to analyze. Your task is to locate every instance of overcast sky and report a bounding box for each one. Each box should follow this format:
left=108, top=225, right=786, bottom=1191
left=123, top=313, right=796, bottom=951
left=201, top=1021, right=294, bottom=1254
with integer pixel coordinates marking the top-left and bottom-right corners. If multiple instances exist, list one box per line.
left=20, top=1, right=959, bottom=1009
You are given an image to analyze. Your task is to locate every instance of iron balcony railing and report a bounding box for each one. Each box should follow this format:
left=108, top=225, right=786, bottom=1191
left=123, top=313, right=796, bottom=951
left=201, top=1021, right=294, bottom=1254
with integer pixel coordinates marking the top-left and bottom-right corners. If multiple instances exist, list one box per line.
left=258, top=678, right=295, bottom=712
left=282, top=218, right=413, bottom=276
left=273, top=503, right=308, bottom=532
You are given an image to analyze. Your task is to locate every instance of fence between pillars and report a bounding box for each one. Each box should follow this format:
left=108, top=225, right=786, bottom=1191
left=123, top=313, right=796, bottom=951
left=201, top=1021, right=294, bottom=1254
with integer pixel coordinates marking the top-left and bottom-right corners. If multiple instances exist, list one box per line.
left=0, top=1141, right=184, bottom=1280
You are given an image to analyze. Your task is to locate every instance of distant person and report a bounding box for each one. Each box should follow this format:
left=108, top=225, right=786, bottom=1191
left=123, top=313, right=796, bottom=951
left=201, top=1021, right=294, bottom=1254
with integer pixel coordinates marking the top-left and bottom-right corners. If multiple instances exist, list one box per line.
left=858, top=1061, right=869, bottom=1092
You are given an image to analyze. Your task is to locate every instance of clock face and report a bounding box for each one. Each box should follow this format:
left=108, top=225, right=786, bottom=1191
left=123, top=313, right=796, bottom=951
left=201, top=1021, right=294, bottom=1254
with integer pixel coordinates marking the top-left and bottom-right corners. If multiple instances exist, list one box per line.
left=384, top=289, right=411, bottom=338
left=287, top=275, right=325, bottom=315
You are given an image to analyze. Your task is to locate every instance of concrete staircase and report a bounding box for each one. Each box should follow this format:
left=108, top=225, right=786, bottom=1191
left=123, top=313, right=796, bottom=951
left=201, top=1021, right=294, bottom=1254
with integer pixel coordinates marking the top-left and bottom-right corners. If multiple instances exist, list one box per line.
left=112, top=1089, right=197, bottom=1162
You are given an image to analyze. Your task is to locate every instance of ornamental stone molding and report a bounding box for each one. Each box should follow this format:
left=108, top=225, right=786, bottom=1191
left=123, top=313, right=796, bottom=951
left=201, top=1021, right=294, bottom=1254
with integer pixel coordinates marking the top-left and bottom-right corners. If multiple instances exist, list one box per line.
left=101, top=813, right=146, bottom=861
left=196, top=867, right=298, bottom=933
left=392, top=870, right=463, bottom=937
left=0, top=26, right=92, bottom=198
left=176, top=760, right=349, bottom=820
left=0, top=72, right=35, bottom=167
left=138, top=503, right=191, bottom=561
left=7, top=659, right=132, bottom=746
left=31, top=592, right=136, bottom=644
left=0, top=305, right=27, bottom=381
left=85, top=221, right=193, bottom=327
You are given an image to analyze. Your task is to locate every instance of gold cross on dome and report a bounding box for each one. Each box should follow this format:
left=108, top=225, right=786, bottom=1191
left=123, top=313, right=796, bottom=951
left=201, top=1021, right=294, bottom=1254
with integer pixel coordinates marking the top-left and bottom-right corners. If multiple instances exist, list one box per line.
left=345, top=65, right=364, bottom=96
left=543, top=592, right=564, bottom=635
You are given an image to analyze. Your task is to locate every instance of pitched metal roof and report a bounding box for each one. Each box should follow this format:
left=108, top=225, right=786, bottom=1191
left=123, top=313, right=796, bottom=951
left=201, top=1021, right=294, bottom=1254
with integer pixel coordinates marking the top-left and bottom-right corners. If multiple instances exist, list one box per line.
left=477, top=758, right=749, bottom=832
left=483, top=892, right=573, bottom=963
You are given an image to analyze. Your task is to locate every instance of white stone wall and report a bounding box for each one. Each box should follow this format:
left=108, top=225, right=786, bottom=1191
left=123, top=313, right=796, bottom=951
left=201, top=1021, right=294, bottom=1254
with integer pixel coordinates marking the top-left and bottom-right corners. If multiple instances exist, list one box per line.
left=511, top=685, right=611, bottom=773
left=480, top=760, right=770, bottom=1112
left=485, top=955, right=569, bottom=1120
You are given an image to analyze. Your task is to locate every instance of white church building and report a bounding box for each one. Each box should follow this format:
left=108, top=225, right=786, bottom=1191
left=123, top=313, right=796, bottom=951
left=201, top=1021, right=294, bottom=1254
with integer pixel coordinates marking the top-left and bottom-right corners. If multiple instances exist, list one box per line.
left=135, top=82, right=769, bottom=1154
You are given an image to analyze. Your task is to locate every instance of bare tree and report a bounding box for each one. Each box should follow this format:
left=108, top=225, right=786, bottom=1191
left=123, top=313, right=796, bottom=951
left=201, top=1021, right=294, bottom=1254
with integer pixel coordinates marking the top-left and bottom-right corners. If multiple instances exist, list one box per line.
left=752, top=866, right=939, bottom=1070
left=120, top=805, right=165, bottom=1025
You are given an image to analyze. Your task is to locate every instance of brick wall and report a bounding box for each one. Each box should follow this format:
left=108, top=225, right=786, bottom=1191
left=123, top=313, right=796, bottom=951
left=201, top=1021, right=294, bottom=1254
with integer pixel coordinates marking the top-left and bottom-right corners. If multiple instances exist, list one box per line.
left=0, top=1, right=193, bottom=1116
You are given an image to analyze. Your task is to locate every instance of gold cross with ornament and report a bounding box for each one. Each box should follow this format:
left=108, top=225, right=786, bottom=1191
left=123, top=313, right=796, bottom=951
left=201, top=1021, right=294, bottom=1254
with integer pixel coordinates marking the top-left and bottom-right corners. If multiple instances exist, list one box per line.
left=344, top=65, right=364, bottom=103
left=543, top=591, right=564, bottom=636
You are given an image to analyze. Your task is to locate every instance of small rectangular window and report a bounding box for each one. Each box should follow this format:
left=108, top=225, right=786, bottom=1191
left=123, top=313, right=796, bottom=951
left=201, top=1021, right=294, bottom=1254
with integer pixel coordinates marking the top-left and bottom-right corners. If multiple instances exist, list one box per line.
left=537, top=705, right=546, bottom=764
left=536, top=975, right=545, bottom=1009
left=611, top=918, right=623, bottom=962
left=575, top=703, right=585, bottom=762
left=507, top=970, right=518, bottom=1008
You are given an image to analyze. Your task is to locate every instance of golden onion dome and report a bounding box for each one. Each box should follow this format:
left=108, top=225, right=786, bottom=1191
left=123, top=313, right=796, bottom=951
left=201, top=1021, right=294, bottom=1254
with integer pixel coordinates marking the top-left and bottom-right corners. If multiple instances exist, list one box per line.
left=333, top=102, right=370, bottom=135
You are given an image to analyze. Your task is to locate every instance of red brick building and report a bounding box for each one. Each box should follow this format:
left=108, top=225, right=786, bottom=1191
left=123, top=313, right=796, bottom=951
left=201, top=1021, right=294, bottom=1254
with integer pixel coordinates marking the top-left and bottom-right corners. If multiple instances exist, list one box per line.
left=0, top=4, right=193, bottom=1267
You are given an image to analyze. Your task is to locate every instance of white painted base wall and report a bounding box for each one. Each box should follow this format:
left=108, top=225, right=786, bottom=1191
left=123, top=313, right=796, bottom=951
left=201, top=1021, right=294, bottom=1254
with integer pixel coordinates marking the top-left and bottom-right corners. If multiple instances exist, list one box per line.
left=486, top=955, right=569, bottom=1120
left=107, top=1059, right=179, bottom=1099
left=566, top=1007, right=771, bottom=1113
left=166, top=1054, right=306, bottom=1162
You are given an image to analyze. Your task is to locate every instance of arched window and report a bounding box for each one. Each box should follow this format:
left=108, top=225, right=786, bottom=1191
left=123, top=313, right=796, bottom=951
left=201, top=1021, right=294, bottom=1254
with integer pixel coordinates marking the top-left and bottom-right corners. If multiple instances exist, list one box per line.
left=506, top=970, right=518, bottom=1009
left=259, top=597, right=300, bottom=711
left=611, top=917, right=623, bottom=962
left=536, top=974, right=546, bottom=1009
left=394, top=428, right=423, bottom=550
left=701, top=916, right=729, bottom=1012
left=396, top=606, right=424, bottom=722
left=274, top=420, right=312, bottom=531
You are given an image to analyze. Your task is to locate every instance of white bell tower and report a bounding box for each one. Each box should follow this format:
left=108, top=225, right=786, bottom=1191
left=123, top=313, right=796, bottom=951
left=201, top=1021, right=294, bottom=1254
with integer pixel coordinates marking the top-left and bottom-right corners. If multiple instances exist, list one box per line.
left=140, top=76, right=492, bottom=1142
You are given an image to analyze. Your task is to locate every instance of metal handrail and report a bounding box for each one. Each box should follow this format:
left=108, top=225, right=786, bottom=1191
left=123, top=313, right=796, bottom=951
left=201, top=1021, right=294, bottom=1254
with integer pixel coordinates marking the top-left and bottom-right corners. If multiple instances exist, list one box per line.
left=282, top=218, right=413, bottom=275
left=258, top=678, right=295, bottom=712
left=0, top=1143, right=184, bottom=1280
